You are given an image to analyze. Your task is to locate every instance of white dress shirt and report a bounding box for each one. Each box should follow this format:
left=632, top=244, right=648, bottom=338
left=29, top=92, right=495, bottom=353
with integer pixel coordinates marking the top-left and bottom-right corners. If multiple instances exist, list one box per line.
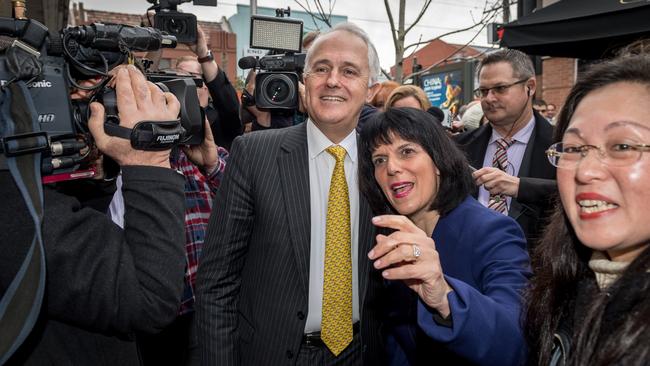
left=304, top=119, right=360, bottom=333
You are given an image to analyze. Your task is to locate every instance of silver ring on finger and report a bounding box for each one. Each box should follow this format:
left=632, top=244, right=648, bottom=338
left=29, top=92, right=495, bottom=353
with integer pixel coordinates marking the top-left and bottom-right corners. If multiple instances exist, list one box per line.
left=412, top=244, right=421, bottom=260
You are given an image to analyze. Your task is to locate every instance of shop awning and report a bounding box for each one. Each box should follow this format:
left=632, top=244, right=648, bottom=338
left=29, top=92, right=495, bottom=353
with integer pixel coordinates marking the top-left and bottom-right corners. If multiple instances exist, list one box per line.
left=500, top=0, right=650, bottom=59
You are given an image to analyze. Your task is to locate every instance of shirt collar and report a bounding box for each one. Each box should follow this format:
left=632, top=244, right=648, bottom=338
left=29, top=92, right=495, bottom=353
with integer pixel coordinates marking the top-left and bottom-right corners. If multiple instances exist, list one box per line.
left=307, top=119, right=357, bottom=162
left=489, top=114, right=535, bottom=145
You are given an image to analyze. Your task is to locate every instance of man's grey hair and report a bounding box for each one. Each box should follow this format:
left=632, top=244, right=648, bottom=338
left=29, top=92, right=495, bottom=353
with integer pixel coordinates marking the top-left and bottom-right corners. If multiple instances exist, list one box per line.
left=476, top=48, right=535, bottom=80
left=304, top=22, right=381, bottom=86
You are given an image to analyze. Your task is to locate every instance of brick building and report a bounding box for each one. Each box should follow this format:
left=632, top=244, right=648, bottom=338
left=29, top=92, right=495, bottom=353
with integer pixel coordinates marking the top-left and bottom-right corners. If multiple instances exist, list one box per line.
left=70, top=2, right=237, bottom=82
left=540, top=57, right=575, bottom=112
left=390, top=39, right=484, bottom=79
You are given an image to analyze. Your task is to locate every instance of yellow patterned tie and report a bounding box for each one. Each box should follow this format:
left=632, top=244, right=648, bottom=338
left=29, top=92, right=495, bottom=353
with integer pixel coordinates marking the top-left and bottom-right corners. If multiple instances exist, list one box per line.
left=321, top=145, right=353, bottom=356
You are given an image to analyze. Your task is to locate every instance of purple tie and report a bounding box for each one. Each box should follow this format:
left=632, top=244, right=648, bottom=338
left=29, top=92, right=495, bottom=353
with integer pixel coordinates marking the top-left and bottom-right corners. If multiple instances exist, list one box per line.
left=487, top=138, right=513, bottom=214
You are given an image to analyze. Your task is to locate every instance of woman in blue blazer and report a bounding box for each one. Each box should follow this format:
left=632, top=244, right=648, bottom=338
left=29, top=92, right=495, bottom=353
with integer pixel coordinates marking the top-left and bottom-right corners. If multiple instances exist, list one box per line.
left=359, top=107, right=531, bottom=365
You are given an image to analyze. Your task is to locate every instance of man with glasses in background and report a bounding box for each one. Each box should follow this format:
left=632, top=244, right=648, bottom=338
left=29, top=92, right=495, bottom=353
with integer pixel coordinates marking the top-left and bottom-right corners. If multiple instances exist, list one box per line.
left=454, top=48, right=556, bottom=249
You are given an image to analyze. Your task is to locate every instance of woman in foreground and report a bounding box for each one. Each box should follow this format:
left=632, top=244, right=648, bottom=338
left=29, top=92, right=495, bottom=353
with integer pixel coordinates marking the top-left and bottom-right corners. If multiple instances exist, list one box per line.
left=526, top=54, right=650, bottom=366
left=359, top=107, right=531, bottom=365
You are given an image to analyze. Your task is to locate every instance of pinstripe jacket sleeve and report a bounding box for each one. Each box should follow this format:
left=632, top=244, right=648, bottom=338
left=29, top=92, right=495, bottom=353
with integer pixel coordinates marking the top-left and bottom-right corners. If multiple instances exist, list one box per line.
left=196, top=133, right=254, bottom=366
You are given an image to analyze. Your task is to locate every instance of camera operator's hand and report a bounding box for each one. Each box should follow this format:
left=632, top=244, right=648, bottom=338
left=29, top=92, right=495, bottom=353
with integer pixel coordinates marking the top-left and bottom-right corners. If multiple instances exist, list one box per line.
left=187, top=27, right=219, bottom=83
left=189, top=27, right=209, bottom=60
left=88, top=65, right=180, bottom=168
left=182, top=118, right=220, bottom=175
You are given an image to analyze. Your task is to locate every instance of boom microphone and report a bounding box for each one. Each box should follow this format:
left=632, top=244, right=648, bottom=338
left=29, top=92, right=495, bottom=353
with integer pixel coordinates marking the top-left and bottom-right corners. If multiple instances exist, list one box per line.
left=238, top=56, right=259, bottom=70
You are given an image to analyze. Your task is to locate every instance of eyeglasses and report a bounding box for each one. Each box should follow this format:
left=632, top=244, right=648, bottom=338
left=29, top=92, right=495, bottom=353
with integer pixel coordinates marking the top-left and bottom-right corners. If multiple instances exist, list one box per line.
left=546, top=141, right=650, bottom=169
left=474, top=79, right=528, bottom=98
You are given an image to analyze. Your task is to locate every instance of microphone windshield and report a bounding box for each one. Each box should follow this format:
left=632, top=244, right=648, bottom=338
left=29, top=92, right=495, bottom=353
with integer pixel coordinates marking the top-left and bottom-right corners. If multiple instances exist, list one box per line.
left=238, top=56, right=258, bottom=70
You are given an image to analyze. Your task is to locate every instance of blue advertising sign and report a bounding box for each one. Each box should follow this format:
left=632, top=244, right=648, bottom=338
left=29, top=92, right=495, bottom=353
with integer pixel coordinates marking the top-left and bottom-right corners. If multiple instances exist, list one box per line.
left=421, top=70, right=465, bottom=128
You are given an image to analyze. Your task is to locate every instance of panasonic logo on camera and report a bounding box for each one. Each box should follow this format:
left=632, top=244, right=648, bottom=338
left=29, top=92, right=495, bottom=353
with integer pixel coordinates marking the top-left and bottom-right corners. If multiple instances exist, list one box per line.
left=0, top=79, right=52, bottom=88
left=156, top=134, right=180, bottom=143
left=28, top=80, right=53, bottom=88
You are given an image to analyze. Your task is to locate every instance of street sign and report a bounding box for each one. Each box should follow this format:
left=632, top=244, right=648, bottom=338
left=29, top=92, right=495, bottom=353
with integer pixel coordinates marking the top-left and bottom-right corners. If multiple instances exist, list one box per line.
left=243, top=47, right=267, bottom=58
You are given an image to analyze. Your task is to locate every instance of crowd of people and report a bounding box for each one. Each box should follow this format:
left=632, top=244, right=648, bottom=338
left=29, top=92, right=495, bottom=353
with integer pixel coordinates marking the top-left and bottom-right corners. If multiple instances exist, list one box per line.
left=1, top=16, right=648, bottom=366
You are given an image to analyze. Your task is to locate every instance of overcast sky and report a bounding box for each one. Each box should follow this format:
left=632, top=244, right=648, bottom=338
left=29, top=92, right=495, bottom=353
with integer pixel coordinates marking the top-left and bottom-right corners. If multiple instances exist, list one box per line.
left=76, top=0, right=508, bottom=69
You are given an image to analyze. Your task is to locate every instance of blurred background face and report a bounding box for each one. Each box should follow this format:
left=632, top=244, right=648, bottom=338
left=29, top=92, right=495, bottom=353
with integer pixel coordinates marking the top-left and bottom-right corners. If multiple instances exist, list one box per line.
left=371, top=134, right=439, bottom=221
left=176, top=60, right=209, bottom=108
left=391, top=96, right=423, bottom=110
left=371, top=81, right=399, bottom=110
left=558, top=82, right=650, bottom=262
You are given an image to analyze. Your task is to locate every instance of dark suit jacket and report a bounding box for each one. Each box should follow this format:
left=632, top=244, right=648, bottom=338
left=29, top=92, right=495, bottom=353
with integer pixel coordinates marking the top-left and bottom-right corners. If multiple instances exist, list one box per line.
left=454, top=111, right=557, bottom=247
left=385, top=197, right=530, bottom=366
left=196, top=123, right=385, bottom=365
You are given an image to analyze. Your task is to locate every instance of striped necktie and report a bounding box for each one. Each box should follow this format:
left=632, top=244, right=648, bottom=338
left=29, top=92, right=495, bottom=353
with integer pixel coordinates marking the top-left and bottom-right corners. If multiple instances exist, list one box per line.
left=487, top=138, right=514, bottom=214
left=321, top=145, right=353, bottom=356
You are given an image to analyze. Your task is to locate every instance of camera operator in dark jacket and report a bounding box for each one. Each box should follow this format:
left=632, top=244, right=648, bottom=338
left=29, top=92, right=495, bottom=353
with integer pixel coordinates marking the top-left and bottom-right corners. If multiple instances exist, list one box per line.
left=185, top=27, right=242, bottom=151
left=1, top=65, right=186, bottom=365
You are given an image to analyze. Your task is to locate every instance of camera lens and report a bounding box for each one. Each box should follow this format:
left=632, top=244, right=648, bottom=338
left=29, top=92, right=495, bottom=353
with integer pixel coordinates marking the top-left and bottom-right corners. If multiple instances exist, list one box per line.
left=166, top=18, right=187, bottom=36
left=261, top=74, right=295, bottom=105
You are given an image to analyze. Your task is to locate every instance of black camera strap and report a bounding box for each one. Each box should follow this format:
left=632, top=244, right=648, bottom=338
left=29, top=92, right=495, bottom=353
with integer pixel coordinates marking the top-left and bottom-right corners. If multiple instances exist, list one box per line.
left=103, top=119, right=185, bottom=151
left=0, top=81, right=46, bottom=364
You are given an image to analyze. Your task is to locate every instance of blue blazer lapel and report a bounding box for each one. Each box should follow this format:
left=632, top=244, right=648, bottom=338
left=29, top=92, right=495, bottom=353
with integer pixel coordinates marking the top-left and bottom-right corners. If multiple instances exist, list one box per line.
left=278, top=124, right=311, bottom=294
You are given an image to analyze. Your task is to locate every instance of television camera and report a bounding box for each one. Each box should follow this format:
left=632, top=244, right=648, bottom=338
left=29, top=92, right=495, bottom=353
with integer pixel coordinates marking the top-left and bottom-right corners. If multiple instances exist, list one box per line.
left=238, top=9, right=305, bottom=110
left=0, top=17, right=205, bottom=182
left=147, top=0, right=217, bottom=44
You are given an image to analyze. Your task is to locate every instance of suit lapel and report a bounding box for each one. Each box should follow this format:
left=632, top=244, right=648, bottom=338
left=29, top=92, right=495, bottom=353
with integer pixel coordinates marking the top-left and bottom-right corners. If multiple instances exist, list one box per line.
left=528, top=114, right=556, bottom=179
left=464, top=124, right=492, bottom=170
left=278, top=124, right=311, bottom=294
left=518, top=118, right=538, bottom=178
left=509, top=114, right=554, bottom=220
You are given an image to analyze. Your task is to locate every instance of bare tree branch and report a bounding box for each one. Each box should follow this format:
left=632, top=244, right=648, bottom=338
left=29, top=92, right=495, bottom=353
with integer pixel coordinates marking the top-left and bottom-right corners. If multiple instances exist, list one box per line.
left=294, top=0, right=333, bottom=29
left=402, top=10, right=500, bottom=81
left=294, top=0, right=322, bottom=30
left=404, top=1, right=501, bottom=51
left=381, top=68, right=393, bottom=80
left=386, top=0, right=504, bottom=83
left=404, top=0, right=432, bottom=34
left=383, top=0, right=398, bottom=47
left=405, top=34, right=423, bottom=60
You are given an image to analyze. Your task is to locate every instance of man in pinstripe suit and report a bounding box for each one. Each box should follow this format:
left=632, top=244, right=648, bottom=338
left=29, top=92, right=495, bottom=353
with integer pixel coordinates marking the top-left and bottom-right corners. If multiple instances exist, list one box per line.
left=196, top=23, right=384, bottom=366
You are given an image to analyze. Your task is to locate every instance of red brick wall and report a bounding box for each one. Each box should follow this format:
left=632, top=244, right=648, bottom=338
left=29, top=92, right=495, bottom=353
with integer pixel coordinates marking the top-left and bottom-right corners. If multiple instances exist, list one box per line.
left=71, top=5, right=237, bottom=82
left=391, top=39, right=482, bottom=78
left=542, top=57, right=575, bottom=112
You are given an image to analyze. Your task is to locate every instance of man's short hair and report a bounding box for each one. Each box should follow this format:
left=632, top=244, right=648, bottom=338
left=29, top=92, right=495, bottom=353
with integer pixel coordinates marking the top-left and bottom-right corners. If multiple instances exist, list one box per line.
left=302, top=30, right=320, bottom=49
left=304, top=22, right=381, bottom=86
left=477, top=48, right=535, bottom=80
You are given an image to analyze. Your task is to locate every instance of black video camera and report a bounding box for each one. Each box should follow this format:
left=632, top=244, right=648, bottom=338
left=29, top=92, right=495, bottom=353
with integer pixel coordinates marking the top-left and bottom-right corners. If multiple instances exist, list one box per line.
left=147, top=0, right=217, bottom=44
left=238, top=12, right=305, bottom=110
left=0, top=18, right=204, bottom=182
